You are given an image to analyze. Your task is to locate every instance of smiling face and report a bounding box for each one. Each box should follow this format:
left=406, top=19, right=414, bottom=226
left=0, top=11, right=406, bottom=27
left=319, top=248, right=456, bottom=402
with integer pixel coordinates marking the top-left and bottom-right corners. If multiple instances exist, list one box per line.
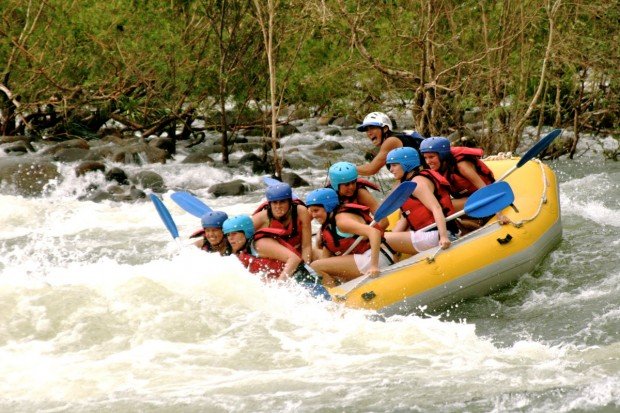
left=388, top=163, right=405, bottom=180
left=204, top=227, right=225, bottom=246
left=423, top=152, right=441, bottom=171
left=365, top=126, right=384, bottom=147
left=269, top=199, right=291, bottom=220
left=307, top=205, right=328, bottom=224
left=226, top=231, right=247, bottom=252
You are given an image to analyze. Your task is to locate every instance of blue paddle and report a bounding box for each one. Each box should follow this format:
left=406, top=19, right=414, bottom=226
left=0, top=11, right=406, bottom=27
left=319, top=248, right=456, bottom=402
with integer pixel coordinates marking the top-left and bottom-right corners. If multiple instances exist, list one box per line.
left=170, top=191, right=212, bottom=218
left=150, top=194, right=179, bottom=240
left=418, top=181, right=514, bottom=232
left=262, top=176, right=300, bottom=200
left=342, top=181, right=417, bottom=255
left=497, top=129, right=562, bottom=181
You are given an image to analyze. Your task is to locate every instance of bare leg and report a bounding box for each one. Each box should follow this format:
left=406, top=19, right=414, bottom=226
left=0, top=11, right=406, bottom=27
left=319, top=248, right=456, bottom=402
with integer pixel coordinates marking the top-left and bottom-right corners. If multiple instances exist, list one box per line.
left=384, top=231, right=419, bottom=255
left=310, top=255, right=362, bottom=282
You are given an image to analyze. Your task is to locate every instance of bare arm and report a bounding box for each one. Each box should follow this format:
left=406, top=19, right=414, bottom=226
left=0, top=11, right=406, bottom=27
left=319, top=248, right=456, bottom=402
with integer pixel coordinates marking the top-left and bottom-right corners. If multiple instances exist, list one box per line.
left=356, top=137, right=402, bottom=176
left=413, top=176, right=451, bottom=249
left=251, top=210, right=268, bottom=229
left=253, top=238, right=302, bottom=280
left=336, top=213, right=382, bottom=276
left=457, top=160, right=487, bottom=189
left=297, top=205, right=313, bottom=264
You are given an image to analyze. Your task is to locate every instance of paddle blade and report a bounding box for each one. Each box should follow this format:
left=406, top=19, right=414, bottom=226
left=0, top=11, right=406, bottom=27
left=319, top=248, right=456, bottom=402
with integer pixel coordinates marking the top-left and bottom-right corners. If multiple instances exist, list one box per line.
left=516, top=129, right=562, bottom=167
left=150, top=194, right=179, bottom=239
left=463, top=181, right=514, bottom=218
left=374, top=181, right=417, bottom=221
left=170, top=191, right=212, bottom=218
left=262, top=176, right=299, bottom=200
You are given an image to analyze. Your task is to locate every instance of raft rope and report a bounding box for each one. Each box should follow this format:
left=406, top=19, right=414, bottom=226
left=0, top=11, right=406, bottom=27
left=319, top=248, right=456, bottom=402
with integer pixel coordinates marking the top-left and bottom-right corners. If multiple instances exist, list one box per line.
left=387, top=158, right=551, bottom=269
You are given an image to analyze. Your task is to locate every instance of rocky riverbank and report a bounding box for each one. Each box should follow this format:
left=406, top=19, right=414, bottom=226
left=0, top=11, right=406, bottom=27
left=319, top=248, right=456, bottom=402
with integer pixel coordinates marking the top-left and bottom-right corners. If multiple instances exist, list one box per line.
left=1, top=115, right=617, bottom=202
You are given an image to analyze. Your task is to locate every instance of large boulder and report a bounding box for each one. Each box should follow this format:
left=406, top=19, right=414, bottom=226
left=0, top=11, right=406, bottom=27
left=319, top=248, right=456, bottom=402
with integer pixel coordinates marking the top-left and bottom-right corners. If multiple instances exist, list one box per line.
left=208, top=179, right=248, bottom=197
left=0, top=158, right=60, bottom=196
left=110, top=142, right=167, bottom=164
left=131, top=170, right=166, bottom=193
left=181, top=148, right=215, bottom=164
left=38, top=138, right=90, bottom=156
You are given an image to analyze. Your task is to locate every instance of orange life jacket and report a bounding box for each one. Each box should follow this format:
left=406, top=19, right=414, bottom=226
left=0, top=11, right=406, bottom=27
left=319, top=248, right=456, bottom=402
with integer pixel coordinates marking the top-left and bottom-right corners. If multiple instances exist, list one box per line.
left=446, top=147, right=495, bottom=198
left=253, top=199, right=306, bottom=251
left=400, top=170, right=456, bottom=232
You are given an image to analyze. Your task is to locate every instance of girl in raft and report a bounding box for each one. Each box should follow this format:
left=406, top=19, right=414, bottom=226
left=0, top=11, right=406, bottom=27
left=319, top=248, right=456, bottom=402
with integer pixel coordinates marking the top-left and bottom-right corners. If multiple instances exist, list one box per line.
left=383, top=147, right=457, bottom=255
left=327, top=161, right=389, bottom=230
left=223, top=214, right=331, bottom=287
left=252, top=182, right=312, bottom=265
left=190, top=210, right=232, bottom=256
left=420, top=137, right=510, bottom=231
left=306, top=188, right=395, bottom=283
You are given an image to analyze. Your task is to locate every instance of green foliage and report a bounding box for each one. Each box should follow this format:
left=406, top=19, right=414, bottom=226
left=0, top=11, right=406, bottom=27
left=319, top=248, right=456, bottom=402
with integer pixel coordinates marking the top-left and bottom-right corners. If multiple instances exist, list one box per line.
left=0, top=0, right=617, bottom=141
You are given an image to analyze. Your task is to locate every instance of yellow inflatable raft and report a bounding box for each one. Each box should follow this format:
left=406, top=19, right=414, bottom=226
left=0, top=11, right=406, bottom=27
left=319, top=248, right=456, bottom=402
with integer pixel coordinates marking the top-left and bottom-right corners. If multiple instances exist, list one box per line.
left=328, top=158, right=562, bottom=316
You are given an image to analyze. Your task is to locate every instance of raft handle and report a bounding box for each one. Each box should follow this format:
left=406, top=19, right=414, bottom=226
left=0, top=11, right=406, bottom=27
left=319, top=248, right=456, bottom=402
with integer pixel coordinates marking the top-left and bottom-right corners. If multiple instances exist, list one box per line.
left=361, top=291, right=376, bottom=301
left=497, top=234, right=513, bottom=245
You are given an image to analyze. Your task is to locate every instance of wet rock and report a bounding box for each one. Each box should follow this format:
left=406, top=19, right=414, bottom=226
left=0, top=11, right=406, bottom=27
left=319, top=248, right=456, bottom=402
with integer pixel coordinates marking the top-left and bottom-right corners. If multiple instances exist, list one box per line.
left=181, top=148, right=215, bottom=164
left=314, top=140, right=344, bottom=151
left=132, top=170, right=165, bottom=193
left=75, top=161, right=106, bottom=177
left=105, top=167, right=129, bottom=185
left=148, top=137, right=175, bottom=158
left=239, top=153, right=261, bottom=163
left=281, top=171, right=309, bottom=187
left=110, top=142, right=167, bottom=164
left=81, top=189, right=114, bottom=202
left=0, top=136, right=35, bottom=152
left=52, top=148, right=92, bottom=162
left=208, top=179, right=248, bottom=197
left=0, top=158, right=60, bottom=196
left=323, top=127, right=342, bottom=136
left=331, top=116, right=357, bottom=128
left=38, top=138, right=90, bottom=156
left=1, top=141, right=30, bottom=155
left=317, top=115, right=335, bottom=126
left=277, top=124, right=299, bottom=137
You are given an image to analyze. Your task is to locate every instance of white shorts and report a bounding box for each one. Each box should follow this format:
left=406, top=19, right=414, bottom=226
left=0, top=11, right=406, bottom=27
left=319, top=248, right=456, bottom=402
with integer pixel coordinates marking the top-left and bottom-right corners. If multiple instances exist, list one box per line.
left=353, top=249, right=393, bottom=274
left=410, top=230, right=439, bottom=252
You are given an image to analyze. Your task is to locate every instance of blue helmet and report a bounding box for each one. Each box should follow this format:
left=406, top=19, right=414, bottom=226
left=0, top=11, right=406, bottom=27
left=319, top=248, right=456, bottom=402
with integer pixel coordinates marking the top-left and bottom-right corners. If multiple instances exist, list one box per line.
left=386, top=147, right=421, bottom=173
left=328, top=161, right=358, bottom=190
left=222, top=215, right=255, bottom=239
left=201, top=211, right=228, bottom=229
left=305, top=188, right=340, bottom=213
left=266, top=182, right=292, bottom=202
left=420, top=137, right=451, bottom=159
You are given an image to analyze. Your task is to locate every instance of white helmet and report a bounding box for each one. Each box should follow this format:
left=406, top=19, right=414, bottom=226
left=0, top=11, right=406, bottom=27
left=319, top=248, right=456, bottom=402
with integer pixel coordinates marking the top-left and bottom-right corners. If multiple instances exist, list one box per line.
left=357, top=112, right=393, bottom=132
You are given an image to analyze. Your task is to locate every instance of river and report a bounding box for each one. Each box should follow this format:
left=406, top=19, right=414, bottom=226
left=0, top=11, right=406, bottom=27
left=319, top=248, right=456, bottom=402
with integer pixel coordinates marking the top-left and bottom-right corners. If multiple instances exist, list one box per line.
left=0, top=130, right=618, bottom=412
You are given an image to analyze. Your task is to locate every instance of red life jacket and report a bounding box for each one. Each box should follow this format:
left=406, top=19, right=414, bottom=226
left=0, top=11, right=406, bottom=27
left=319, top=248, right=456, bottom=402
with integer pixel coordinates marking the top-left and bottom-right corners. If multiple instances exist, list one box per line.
left=235, top=228, right=300, bottom=279
left=400, top=170, right=456, bottom=231
left=253, top=199, right=305, bottom=251
left=446, top=147, right=495, bottom=198
left=320, top=204, right=377, bottom=256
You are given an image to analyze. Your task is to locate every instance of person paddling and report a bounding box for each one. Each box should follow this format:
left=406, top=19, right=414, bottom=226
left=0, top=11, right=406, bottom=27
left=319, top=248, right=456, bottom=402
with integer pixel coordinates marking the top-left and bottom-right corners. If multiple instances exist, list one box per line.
left=223, top=214, right=327, bottom=285
left=419, top=137, right=509, bottom=231
left=306, top=188, right=395, bottom=283
left=252, top=182, right=312, bottom=265
left=383, top=147, right=457, bottom=255
left=355, top=112, right=424, bottom=177
left=190, top=211, right=232, bottom=256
